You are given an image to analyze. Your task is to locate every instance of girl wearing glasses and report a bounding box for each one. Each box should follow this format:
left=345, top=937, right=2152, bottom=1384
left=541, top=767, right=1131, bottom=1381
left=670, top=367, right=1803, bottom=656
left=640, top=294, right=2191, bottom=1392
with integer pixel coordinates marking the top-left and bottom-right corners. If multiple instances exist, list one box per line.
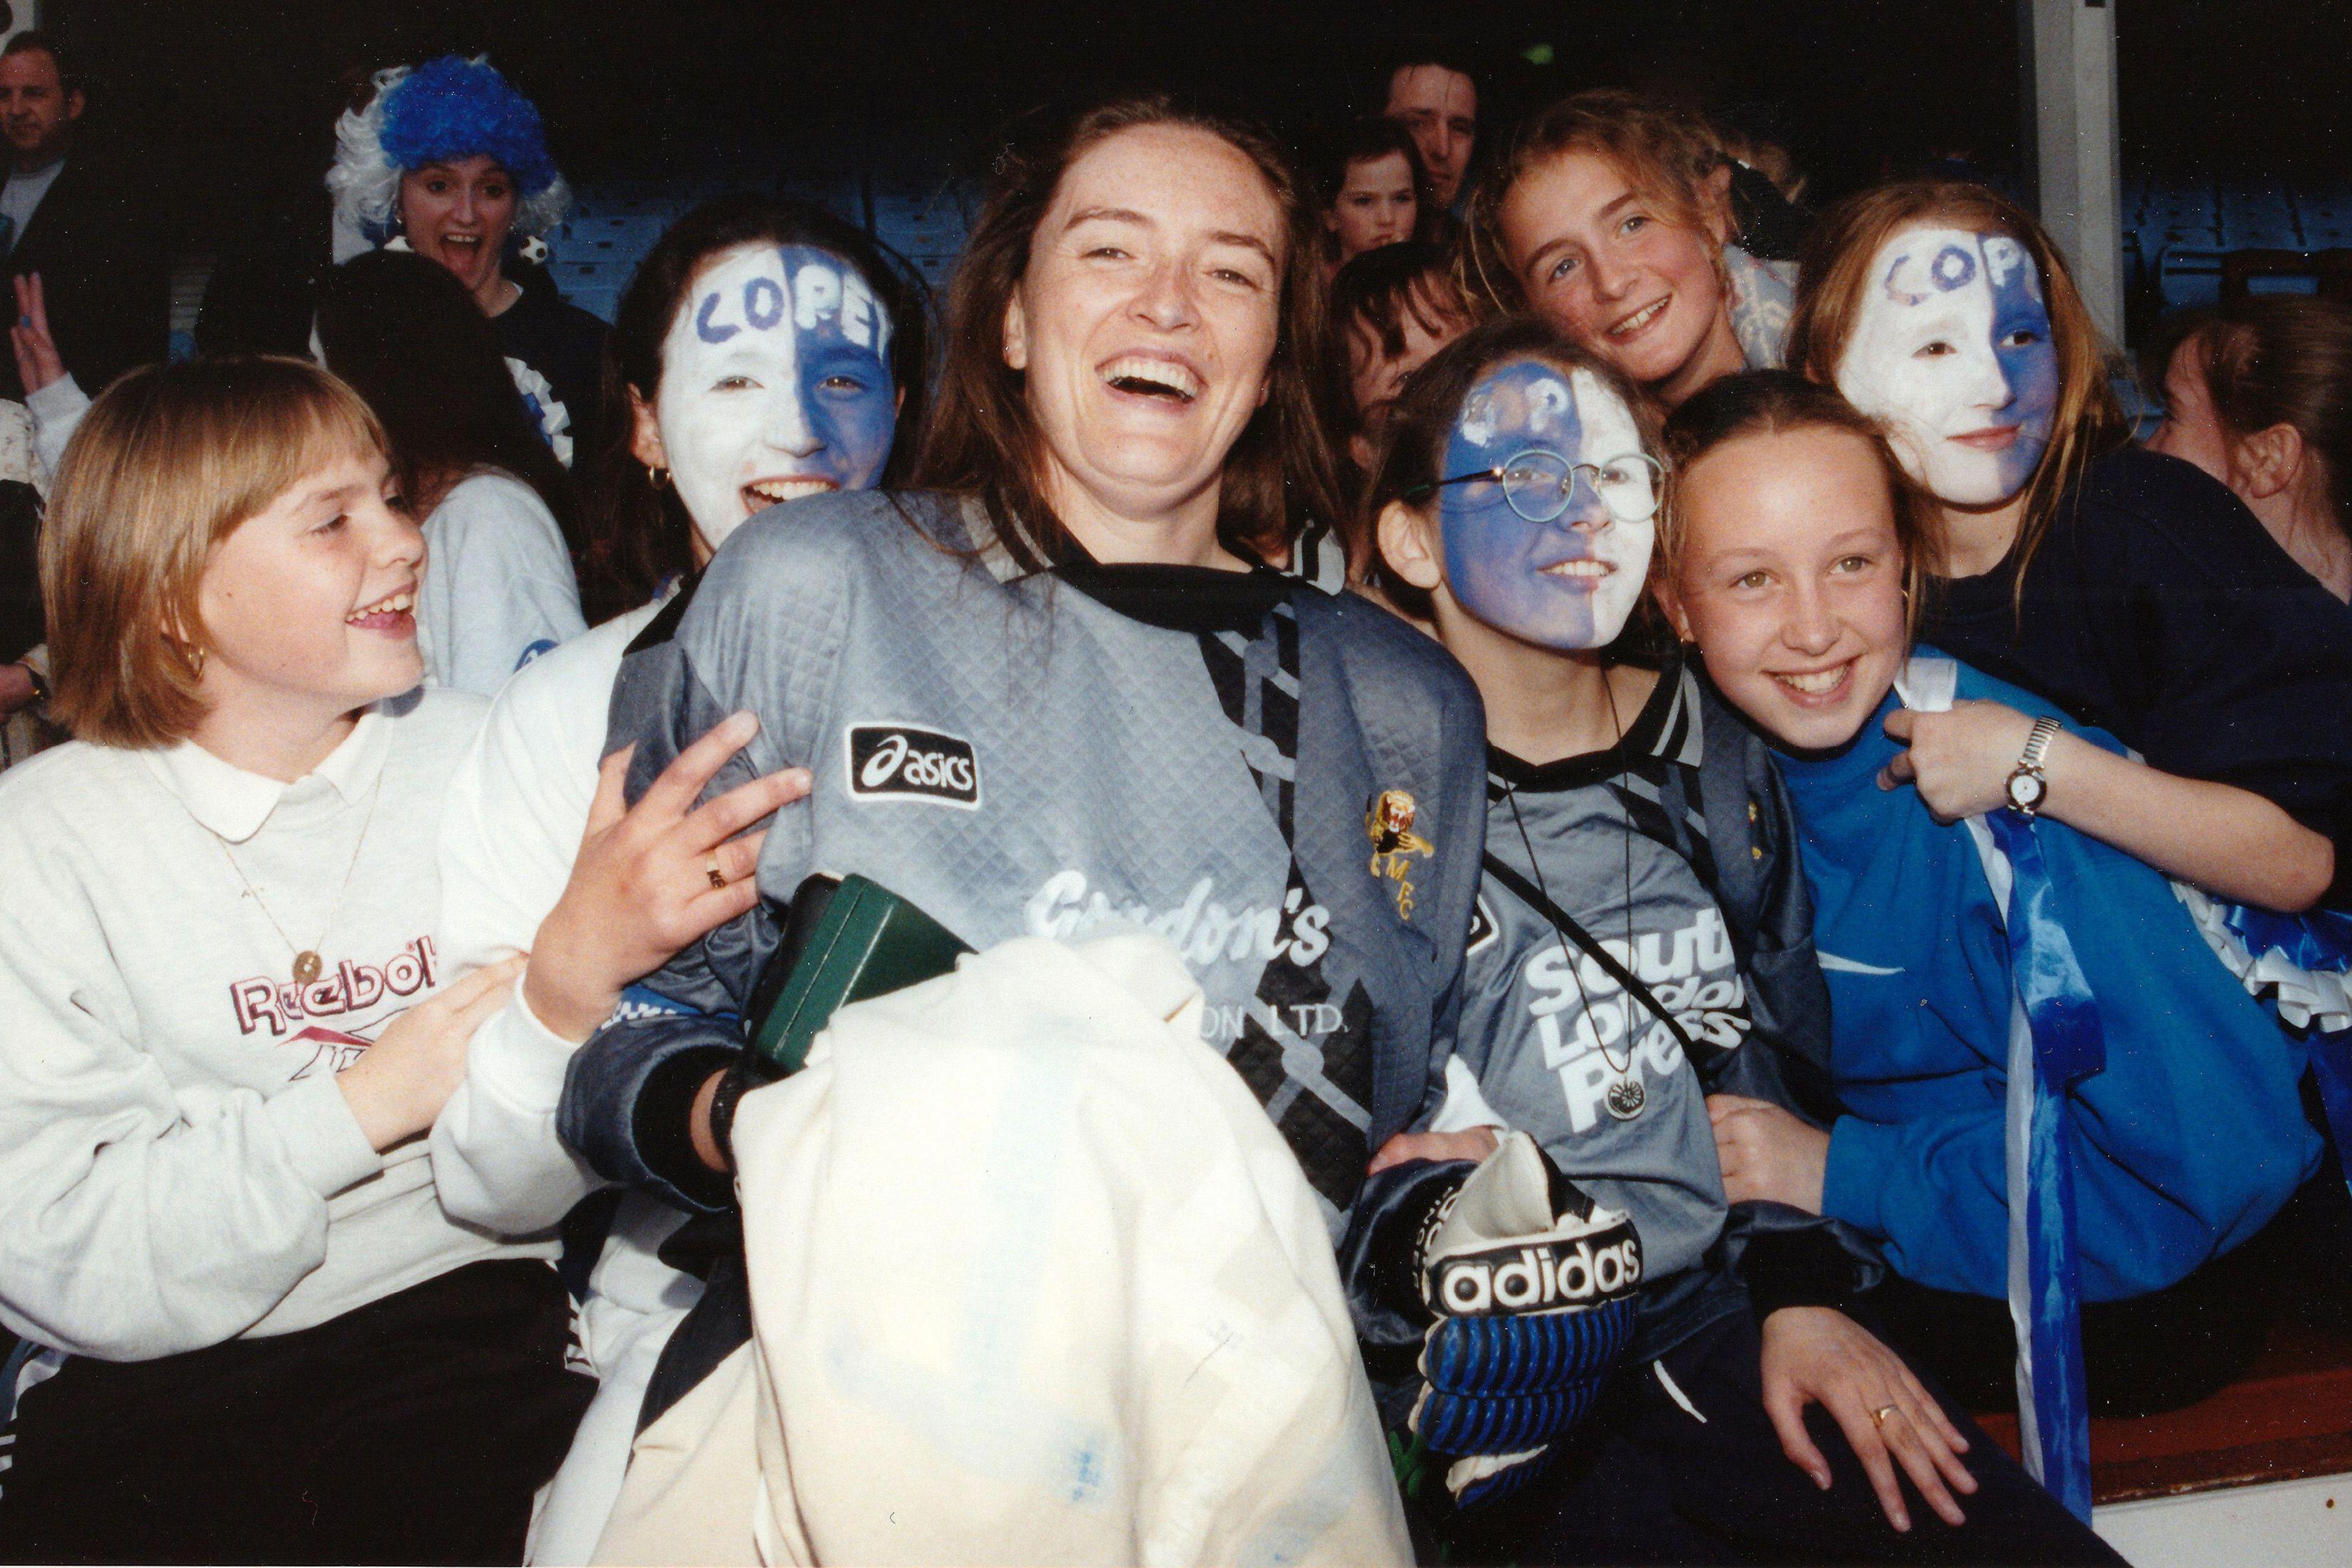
left=1354, top=317, right=2114, bottom=1562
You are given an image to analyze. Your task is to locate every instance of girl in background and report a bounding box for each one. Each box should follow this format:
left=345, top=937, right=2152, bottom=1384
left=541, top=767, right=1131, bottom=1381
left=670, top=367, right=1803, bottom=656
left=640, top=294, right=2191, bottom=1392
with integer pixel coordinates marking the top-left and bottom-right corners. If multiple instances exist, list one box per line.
left=1316, top=117, right=1427, bottom=270
left=314, top=248, right=587, bottom=696
left=2148, top=294, right=2352, bottom=603
left=1329, top=239, right=1479, bottom=476
left=1462, top=89, right=1795, bottom=410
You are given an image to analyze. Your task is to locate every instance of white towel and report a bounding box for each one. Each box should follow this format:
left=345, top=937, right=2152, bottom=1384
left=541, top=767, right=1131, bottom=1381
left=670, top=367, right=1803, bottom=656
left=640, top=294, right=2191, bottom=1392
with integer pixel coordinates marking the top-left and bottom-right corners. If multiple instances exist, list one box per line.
left=594, top=929, right=1410, bottom=1568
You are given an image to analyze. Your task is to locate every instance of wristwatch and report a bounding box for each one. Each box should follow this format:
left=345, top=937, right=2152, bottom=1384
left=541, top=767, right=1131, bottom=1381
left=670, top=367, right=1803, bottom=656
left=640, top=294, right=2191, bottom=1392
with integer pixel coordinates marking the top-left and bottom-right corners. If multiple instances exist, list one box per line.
left=2005, top=716, right=2063, bottom=818
left=704, top=1056, right=768, bottom=1177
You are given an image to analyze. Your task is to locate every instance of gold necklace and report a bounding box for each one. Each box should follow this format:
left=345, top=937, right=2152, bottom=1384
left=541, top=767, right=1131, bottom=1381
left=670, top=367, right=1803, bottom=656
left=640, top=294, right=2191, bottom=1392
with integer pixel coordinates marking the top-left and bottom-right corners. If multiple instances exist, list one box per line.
left=211, top=772, right=383, bottom=986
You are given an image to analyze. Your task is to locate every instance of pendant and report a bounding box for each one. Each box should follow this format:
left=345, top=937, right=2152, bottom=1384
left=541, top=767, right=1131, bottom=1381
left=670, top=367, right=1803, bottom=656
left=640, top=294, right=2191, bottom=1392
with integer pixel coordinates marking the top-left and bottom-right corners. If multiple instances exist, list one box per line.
left=1605, top=1076, right=1646, bottom=1120
left=292, top=951, right=323, bottom=985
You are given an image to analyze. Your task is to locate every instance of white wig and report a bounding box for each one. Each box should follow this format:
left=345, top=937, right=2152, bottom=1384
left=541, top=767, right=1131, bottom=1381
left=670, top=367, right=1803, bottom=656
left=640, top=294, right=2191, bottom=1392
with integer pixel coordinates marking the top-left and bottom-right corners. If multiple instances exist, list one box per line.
left=325, top=60, right=571, bottom=255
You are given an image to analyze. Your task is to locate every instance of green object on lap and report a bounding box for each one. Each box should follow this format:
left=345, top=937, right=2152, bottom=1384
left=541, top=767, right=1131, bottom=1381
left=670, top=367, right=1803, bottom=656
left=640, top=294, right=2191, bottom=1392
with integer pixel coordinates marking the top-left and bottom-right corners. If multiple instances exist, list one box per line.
left=743, top=873, right=972, bottom=1078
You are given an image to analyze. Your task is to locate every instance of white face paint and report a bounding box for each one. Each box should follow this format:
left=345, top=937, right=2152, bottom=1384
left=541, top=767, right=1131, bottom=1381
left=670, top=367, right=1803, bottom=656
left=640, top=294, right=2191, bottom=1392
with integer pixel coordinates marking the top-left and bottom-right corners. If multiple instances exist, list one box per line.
left=655, top=243, right=898, bottom=556
left=1834, top=225, right=2060, bottom=506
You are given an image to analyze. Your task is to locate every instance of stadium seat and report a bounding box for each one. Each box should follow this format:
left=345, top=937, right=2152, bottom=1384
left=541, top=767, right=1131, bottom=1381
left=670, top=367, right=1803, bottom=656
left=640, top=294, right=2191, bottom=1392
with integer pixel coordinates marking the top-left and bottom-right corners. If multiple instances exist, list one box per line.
left=1975, top=1319, right=2352, bottom=1507
left=2220, top=249, right=2352, bottom=302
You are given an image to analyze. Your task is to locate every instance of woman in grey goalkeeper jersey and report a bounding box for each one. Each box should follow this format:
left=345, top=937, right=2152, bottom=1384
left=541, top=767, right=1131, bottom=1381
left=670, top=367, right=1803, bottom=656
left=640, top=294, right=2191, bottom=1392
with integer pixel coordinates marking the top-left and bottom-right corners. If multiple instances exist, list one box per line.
left=551, top=87, right=1486, bottom=1496
left=1353, top=318, right=2118, bottom=1564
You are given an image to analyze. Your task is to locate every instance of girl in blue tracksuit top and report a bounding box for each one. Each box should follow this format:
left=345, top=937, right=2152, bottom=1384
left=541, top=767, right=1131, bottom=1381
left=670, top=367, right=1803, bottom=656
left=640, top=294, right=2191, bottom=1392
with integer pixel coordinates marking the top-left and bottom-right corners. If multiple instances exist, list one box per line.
left=1660, top=372, right=2321, bottom=1436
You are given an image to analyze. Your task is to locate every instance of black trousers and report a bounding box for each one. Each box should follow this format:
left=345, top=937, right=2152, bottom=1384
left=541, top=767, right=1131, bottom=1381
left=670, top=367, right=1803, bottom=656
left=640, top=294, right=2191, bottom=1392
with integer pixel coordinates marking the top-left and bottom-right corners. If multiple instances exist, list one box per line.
left=1447, top=1310, right=2123, bottom=1567
left=1873, top=1166, right=2352, bottom=1420
left=0, top=1259, right=595, bottom=1566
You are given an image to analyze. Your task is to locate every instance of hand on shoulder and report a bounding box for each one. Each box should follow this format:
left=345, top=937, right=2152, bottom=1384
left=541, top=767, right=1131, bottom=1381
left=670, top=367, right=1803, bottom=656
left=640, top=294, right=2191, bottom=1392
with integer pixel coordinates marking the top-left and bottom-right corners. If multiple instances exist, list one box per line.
left=522, top=712, right=812, bottom=1042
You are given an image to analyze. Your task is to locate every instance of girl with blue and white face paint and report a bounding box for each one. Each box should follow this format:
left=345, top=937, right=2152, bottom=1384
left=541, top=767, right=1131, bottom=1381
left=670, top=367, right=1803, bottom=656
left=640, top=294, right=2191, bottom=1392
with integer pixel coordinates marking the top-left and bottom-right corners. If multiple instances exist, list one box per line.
left=1431, top=356, right=1657, bottom=652
left=1791, top=181, right=2352, bottom=934
left=641, top=242, right=899, bottom=555
left=429, top=197, right=925, bottom=1564
left=1834, top=227, right=2059, bottom=507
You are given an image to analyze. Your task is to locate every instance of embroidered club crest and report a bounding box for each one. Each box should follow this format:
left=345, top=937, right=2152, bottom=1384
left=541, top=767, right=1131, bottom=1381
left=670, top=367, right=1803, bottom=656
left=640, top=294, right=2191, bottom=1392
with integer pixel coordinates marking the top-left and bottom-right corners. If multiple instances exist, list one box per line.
left=1366, top=788, right=1434, bottom=919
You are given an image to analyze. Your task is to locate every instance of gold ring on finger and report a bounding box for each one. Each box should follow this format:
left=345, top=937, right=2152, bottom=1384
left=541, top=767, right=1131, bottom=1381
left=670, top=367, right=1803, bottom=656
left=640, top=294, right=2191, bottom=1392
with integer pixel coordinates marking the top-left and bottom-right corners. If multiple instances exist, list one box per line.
left=706, top=854, right=728, bottom=891
left=1871, top=1404, right=1898, bottom=1428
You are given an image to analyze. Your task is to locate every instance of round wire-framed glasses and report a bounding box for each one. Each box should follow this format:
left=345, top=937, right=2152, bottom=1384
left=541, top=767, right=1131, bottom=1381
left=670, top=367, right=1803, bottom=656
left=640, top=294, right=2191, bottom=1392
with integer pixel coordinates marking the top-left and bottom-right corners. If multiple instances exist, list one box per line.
left=1406, top=449, right=1664, bottom=525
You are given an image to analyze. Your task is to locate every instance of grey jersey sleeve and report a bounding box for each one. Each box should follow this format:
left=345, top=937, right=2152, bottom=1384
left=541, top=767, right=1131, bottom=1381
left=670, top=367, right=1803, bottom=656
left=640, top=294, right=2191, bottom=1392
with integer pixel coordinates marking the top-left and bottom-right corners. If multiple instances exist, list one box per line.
left=556, top=527, right=831, bottom=1212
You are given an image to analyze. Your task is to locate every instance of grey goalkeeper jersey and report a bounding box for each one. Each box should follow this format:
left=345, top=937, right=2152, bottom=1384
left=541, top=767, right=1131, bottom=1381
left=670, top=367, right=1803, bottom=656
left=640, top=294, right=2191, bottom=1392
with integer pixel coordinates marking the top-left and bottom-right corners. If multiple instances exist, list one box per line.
left=1462, top=662, right=1751, bottom=1351
left=561, top=491, right=1487, bottom=1235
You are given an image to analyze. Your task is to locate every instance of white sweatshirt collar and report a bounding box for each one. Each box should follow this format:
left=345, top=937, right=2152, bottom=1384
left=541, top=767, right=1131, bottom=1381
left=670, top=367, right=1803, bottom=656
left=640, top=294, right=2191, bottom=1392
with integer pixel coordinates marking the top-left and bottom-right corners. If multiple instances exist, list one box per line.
left=138, top=709, right=393, bottom=844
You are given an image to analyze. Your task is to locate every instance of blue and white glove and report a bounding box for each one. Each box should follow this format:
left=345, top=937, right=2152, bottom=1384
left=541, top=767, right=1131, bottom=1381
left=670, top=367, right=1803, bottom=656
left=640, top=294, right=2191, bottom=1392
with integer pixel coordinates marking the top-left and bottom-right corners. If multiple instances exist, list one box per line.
left=1408, top=1132, right=1642, bottom=1508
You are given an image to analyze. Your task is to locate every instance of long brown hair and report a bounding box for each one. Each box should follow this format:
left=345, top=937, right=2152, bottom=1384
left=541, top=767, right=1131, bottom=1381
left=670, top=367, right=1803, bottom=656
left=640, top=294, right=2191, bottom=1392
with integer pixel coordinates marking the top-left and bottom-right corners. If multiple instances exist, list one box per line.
left=1659, top=369, right=1941, bottom=646
left=573, top=195, right=933, bottom=624
left=1785, top=179, right=2128, bottom=600
left=2152, top=294, right=2352, bottom=546
left=911, top=94, right=1341, bottom=571
left=1458, top=88, right=1735, bottom=320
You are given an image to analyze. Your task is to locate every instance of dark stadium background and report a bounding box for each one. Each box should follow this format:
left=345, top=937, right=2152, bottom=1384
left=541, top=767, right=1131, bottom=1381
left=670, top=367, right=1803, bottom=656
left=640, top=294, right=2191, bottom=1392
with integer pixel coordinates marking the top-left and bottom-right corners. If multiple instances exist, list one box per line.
left=31, top=0, right=2352, bottom=350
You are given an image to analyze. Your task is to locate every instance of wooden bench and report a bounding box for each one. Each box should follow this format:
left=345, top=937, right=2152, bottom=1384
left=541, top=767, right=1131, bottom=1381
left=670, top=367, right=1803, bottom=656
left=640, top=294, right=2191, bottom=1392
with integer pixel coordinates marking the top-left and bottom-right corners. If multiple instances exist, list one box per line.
left=1973, top=1319, right=2352, bottom=1505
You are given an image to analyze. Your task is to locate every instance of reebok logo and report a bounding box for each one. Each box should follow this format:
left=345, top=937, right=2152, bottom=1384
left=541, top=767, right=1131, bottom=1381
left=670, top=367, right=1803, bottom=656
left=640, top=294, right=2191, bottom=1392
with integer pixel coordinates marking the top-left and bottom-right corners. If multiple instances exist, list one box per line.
left=845, top=723, right=981, bottom=809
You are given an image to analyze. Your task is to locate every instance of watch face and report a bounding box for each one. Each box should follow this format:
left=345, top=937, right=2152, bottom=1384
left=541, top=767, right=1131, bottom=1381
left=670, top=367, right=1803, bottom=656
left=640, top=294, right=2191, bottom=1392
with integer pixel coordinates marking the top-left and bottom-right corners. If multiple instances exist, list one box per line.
left=2008, top=771, right=2046, bottom=810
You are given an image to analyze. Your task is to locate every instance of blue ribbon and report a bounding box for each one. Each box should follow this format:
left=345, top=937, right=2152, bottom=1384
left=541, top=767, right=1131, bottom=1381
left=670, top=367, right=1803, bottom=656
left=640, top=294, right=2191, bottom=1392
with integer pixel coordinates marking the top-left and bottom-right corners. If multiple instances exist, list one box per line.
left=1985, top=811, right=2105, bottom=1523
left=2218, top=903, right=2352, bottom=1199
left=2222, top=903, right=2352, bottom=975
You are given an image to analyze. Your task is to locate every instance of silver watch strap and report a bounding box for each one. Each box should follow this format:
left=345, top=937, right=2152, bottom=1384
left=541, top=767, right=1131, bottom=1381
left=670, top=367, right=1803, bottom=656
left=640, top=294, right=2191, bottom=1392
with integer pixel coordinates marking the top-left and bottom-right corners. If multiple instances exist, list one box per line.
left=2019, top=715, right=2061, bottom=771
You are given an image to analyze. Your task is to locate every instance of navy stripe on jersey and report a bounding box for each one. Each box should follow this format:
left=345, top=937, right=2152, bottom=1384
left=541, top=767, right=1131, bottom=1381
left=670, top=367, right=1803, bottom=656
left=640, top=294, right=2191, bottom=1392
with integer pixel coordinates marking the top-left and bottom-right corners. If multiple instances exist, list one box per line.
left=1199, top=601, right=1374, bottom=1214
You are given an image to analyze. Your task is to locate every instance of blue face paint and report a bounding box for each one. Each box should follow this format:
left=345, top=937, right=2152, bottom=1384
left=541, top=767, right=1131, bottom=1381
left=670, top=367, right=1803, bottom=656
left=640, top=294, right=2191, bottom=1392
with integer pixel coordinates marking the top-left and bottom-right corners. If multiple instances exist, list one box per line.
left=1985, top=236, right=2059, bottom=495
left=1438, top=360, right=1654, bottom=651
left=660, top=243, right=899, bottom=554
left=1837, top=227, right=2060, bottom=505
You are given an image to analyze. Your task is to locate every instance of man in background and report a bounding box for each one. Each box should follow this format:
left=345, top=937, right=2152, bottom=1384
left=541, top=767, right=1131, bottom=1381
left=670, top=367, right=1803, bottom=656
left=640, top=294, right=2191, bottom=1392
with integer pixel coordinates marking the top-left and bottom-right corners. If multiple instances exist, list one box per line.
left=1380, top=50, right=1478, bottom=215
left=0, top=31, right=167, bottom=401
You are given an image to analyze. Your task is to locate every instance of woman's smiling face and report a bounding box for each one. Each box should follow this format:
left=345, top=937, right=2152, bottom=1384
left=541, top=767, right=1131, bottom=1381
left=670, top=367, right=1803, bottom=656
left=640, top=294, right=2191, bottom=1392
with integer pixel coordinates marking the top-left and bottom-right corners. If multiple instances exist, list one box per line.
left=1003, top=122, right=1286, bottom=528
left=1670, top=424, right=1910, bottom=753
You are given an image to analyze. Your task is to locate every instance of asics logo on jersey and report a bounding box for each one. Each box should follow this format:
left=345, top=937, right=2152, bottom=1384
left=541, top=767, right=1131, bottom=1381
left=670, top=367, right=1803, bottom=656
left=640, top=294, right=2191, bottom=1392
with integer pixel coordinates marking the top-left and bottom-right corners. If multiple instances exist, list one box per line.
left=846, top=724, right=981, bottom=807
left=1428, top=1226, right=1645, bottom=1316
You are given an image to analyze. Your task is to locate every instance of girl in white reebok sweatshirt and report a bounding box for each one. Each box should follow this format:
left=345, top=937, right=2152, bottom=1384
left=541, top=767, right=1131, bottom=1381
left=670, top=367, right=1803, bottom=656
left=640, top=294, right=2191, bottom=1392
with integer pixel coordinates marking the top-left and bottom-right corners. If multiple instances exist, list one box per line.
left=0, top=358, right=590, bottom=1564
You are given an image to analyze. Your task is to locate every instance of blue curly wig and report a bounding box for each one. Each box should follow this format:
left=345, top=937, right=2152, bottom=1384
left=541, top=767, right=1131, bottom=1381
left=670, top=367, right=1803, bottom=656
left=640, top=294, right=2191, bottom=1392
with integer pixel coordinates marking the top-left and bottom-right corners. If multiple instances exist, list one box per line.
left=378, top=56, right=560, bottom=196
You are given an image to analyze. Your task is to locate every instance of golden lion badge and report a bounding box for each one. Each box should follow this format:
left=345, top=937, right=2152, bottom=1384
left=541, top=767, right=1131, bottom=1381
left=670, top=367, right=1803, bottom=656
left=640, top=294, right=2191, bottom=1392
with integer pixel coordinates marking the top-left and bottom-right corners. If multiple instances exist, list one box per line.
left=1366, top=788, right=1434, bottom=919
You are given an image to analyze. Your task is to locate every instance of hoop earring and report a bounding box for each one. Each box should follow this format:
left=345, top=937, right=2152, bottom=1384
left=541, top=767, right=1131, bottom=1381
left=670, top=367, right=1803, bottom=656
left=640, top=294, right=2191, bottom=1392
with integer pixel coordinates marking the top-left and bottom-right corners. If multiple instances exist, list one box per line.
left=173, top=638, right=206, bottom=678
left=646, top=464, right=670, bottom=490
